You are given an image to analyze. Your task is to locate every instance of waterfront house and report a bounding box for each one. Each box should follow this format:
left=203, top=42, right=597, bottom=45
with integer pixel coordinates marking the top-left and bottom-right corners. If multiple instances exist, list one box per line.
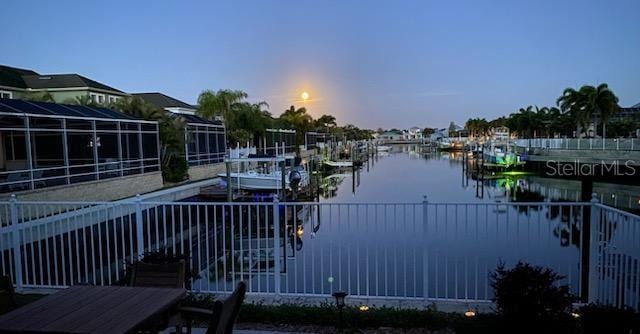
left=0, top=98, right=163, bottom=201
left=134, top=92, right=227, bottom=181
left=0, top=64, right=128, bottom=104
left=613, top=102, right=640, bottom=122
left=0, top=65, right=39, bottom=99
left=429, top=128, right=448, bottom=142
left=407, top=126, right=424, bottom=141
left=264, top=128, right=297, bottom=154
left=378, top=130, right=406, bottom=142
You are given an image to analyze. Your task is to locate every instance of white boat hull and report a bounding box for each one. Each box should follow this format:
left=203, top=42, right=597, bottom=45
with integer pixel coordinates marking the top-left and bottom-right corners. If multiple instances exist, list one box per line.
left=323, top=160, right=353, bottom=167
left=218, top=170, right=309, bottom=191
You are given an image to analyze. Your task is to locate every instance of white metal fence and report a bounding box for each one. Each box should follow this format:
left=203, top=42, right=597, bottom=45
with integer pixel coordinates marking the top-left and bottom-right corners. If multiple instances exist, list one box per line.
left=0, top=197, right=638, bottom=309
left=516, top=138, right=640, bottom=151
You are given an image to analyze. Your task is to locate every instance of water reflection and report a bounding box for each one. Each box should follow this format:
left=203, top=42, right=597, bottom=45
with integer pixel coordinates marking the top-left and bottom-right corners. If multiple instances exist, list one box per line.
left=190, top=144, right=636, bottom=300
left=319, top=144, right=640, bottom=213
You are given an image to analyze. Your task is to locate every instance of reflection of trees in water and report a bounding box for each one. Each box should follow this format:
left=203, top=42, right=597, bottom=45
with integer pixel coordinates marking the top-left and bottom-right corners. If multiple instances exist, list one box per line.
left=319, top=174, right=346, bottom=198
left=547, top=203, right=583, bottom=248
left=488, top=176, right=623, bottom=251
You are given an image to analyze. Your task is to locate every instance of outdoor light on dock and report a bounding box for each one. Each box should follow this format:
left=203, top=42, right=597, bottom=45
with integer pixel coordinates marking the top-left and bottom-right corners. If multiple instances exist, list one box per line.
left=570, top=311, right=580, bottom=318
left=359, top=305, right=369, bottom=312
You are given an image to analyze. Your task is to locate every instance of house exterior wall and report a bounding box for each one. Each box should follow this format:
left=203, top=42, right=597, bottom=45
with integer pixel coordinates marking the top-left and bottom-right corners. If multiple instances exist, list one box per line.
left=48, top=90, right=89, bottom=103
left=188, top=162, right=227, bottom=181
left=0, top=87, right=23, bottom=99
left=1, top=171, right=164, bottom=202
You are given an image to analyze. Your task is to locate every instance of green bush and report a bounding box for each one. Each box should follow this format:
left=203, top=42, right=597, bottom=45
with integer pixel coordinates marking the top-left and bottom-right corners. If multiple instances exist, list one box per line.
left=491, top=262, right=575, bottom=332
left=162, top=156, right=188, bottom=183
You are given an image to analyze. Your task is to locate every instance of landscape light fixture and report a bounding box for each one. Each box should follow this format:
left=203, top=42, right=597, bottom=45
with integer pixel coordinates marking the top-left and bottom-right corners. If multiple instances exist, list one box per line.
left=332, top=291, right=347, bottom=308
left=332, top=291, right=348, bottom=329
left=464, top=308, right=476, bottom=318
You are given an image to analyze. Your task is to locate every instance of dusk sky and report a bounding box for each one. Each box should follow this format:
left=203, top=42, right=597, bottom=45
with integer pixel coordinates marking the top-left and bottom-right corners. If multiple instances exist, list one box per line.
left=1, top=0, right=639, bottom=129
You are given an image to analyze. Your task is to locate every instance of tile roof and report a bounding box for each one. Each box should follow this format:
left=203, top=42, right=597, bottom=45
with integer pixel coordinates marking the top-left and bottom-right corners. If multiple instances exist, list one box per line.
left=0, top=65, right=39, bottom=89
left=133, top=92, right=196, bottom=109
left=21, top=74, right=126, bottom=94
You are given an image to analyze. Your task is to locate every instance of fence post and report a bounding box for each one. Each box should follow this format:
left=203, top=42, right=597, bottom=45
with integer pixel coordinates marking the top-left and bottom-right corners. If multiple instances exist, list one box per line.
left=422, top=195, right=429, bottom=304
left=9, top=195, right=23, bottom=289
left=587, top=194, right=600, bottom=304
left=272, top=198, right=281, bottom=296
left=135, top=194, right=145, bottom=259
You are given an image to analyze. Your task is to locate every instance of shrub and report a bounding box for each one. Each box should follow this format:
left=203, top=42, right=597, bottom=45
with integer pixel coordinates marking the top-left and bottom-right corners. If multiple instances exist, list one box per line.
left=491, top=262, right=575, bottom=331
left=579, top=304, right=639, bottom=334
left=162, top=156, right=188, bottom=183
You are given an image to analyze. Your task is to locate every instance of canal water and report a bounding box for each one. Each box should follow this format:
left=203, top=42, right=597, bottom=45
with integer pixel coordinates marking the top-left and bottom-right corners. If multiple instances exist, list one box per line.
left=320, top=144, right=640, bottom=209
left=194, top=144, right=638, bottom=300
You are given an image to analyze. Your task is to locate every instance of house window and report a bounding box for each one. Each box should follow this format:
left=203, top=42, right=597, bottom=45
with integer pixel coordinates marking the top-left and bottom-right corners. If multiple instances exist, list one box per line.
left=0, top=91, right=12, bottom=99
left=108, top=96, right=117, bottom=104
left=90, top=93, right=106, bottom=104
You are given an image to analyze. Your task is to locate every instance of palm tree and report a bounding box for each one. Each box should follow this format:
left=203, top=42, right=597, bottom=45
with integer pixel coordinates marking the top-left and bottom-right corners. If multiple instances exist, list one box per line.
left=557, top=84, right=619, bottom=138
left=227, top=101, right=273, bottom=145
left=111, top=96, right=164, bottom=120
left=315, top=114, right=337, bottom=130
left=64, top=95, right=100, bottom=107
left=588, top=84, right=619, bottom=138
left=557, top=88, right=585, bottom=137
left=23, top=91, right=55, bottom=103
left=278, top=105, right=314, bottom=145
left=196, top=89, right=248, bottom=128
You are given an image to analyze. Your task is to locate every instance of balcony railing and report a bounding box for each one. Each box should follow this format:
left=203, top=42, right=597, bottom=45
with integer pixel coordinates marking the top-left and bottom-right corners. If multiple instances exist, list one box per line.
left=516, top=138, right=640, bottom=151
left=0, top=197, right=638, bottom=309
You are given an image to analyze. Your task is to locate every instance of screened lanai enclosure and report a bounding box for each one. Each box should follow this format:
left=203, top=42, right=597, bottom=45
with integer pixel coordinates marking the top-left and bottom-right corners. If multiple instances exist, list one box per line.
left=264, top=128, right=296, bottom=155
left=182, top=114, right=226, bottom=166
left=305, top=132, right=329, bottom=150
left=0, top=98, right=160, bottom=193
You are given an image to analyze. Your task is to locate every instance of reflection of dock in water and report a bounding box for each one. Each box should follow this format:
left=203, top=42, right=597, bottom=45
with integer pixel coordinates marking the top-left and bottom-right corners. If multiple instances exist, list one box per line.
left=526, top=176, right=640, bottom=211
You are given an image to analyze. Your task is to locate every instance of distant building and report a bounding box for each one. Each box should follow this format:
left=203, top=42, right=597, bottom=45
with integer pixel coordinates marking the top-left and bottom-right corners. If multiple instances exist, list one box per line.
left=491, top=126, right=510, bottom=140
left=430, top=128, right=448, bottom=141
left=378, top=130, right=406, bottom=142
left=407, top=127, right=424, bottom=140
left=0, top=64, right=127, bottom=104
left=613, top=102, right=640, bottom=121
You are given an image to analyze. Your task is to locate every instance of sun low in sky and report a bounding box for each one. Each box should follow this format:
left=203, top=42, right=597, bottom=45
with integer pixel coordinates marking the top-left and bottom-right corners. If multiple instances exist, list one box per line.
left=300, top=91, right=310, bottom=101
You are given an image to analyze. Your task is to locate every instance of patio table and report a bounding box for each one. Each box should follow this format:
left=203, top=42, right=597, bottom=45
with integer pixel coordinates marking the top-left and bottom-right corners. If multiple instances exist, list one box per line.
left=0, top=285, right=186, bottom=333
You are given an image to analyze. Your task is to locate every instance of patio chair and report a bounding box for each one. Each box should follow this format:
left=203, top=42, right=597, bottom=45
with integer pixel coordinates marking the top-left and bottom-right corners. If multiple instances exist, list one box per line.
left=177, top=281, right=246, bottom=334
left=129, top=260, right=186, bottom=289
left=0, top=275, right=17, bottom=314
